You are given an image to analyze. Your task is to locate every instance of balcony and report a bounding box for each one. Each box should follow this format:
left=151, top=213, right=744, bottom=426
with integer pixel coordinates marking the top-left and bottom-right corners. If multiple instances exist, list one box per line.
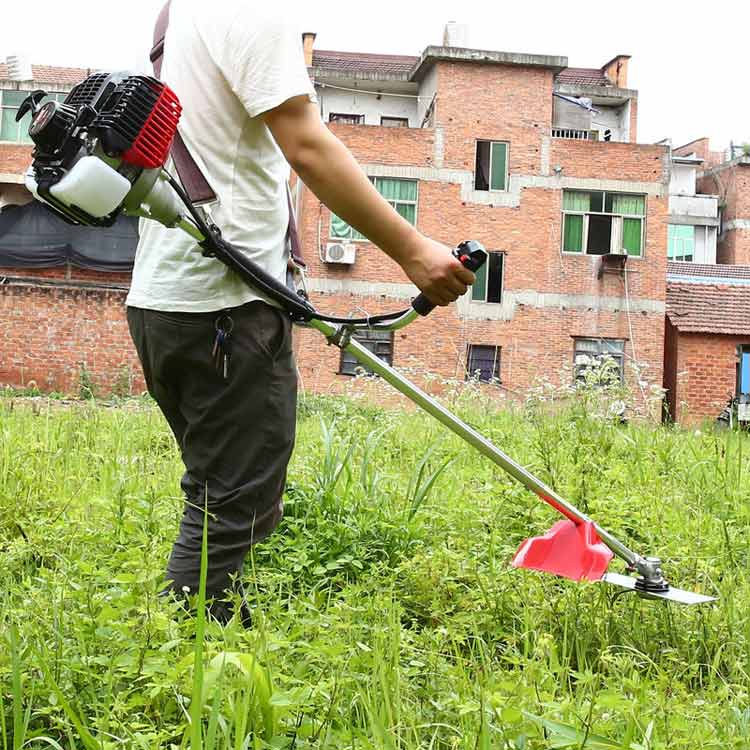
left=669, top=193, right=719, bottom=222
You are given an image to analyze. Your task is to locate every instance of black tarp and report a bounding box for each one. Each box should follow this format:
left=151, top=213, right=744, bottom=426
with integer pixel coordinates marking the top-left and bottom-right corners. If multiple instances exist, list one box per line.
left=0, top=202, right=138, bottom=271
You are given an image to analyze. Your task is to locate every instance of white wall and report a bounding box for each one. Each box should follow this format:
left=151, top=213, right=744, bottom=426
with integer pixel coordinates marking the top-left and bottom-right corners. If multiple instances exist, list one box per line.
left=318, top=84, right=419, bottom=127
left=694, top=225, right=717, bottom=264
left=592, top=103, right=629, bottom=142
left=416, top=66, right=438, bottom=128
left=670, top=162, right=697, bottom=195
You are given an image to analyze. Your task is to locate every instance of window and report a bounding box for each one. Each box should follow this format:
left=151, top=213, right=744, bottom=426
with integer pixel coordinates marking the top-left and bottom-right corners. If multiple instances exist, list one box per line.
left=562, top=190, right=645, bottom=257
left=1, top=91, right=66, bottom=144
left=329, top=113, right=364, bottom=125
left=668, top=224, right=695, bottom=262
left=339, top=330, right=394, bottom=376
left=466, top=345, right=501, bottom=383
left=331, top=177, right=417, bottom=240
left=475, top=141, right=508, bottom=191
left=738, top=346, right=750, bottom=396
left=381, top=116, right=409, bottom=128
left=471, top=251, right=504, bottom=303
left=573, top=338, right=625, bottom=385
left=552, top=129, right=598, bottom=141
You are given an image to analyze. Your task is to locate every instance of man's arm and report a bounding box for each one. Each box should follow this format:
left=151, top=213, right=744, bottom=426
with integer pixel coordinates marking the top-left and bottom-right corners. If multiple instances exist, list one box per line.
left=263, top=95, right=474, bottom=306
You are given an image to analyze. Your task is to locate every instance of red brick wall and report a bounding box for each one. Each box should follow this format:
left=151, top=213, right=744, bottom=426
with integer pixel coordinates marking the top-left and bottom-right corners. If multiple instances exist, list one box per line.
left=0, top=281, right=143, bottom=395
left=435, top=61, right=553, bottom=175
left=699, top=164, right=750, bottom=266
left=671, top=331, right=744, bottom=423
left=0, top=143, right=32, bottom=174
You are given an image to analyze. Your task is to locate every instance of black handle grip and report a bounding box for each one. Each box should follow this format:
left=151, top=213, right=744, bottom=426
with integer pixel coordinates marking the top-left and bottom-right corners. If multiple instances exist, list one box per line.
left=411, top=240, right=487, bottom=316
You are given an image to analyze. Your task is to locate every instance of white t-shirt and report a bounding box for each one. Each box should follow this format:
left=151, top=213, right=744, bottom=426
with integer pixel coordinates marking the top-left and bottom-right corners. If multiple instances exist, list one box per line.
left=126, top=0, right=316, bottom=312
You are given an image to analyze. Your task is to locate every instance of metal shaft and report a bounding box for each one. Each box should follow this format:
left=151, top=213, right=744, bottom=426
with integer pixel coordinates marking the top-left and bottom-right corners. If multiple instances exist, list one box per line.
left=309, top=317, right=642, bottom=569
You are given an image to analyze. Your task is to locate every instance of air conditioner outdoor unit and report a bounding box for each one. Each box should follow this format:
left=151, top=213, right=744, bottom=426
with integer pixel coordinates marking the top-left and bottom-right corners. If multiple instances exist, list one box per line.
left=324, top=242, right=356, bottom=264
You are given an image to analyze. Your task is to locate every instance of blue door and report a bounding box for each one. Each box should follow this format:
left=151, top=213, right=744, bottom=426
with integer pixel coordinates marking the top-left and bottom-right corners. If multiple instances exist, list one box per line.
left=741, top=348, right=750, bottom=395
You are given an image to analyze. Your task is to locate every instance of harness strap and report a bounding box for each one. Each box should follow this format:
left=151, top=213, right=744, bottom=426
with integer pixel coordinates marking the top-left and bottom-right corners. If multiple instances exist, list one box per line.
left=150, top=1, right=306, bottom=266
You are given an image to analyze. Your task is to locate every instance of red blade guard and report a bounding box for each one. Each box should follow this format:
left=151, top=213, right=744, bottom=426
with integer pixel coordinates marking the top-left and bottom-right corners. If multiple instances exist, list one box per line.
left=512, top=520, right=614, bottom=582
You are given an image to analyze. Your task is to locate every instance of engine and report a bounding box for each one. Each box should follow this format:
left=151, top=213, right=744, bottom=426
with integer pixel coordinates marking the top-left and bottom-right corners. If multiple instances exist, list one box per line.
left=22, top=72, right=183, bottom=227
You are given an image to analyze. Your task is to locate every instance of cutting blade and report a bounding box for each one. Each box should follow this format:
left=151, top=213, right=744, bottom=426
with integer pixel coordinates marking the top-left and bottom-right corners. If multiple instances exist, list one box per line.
left=602, top=572, right=717, bottom=605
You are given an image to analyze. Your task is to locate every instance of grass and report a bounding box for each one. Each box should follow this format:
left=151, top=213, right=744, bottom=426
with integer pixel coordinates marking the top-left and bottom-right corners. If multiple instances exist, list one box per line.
left=0, top=386, right=747, bottom=749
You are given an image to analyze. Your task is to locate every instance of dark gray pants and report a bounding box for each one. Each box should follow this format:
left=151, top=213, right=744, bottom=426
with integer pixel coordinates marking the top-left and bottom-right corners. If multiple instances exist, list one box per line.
left=127, top=301, right=297, bottom=603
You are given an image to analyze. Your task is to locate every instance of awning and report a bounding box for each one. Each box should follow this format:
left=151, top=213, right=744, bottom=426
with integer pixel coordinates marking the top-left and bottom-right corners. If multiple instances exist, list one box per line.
left=0, top=201, right=137, bottom=272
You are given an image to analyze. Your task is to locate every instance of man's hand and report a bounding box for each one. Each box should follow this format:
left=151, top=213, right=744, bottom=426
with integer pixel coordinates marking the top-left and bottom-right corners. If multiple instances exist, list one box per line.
left=263, top=96, right=474, bottom=306
left=400, top=235, right=475, bottom=306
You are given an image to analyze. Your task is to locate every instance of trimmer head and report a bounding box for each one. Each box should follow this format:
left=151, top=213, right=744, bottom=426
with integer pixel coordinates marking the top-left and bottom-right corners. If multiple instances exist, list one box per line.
left=512, top=519, right=716, bottom=605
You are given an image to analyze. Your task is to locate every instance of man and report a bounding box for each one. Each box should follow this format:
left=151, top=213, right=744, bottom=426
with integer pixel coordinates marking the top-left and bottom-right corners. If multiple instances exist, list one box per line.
left=126, top=0, right=474, bottom=623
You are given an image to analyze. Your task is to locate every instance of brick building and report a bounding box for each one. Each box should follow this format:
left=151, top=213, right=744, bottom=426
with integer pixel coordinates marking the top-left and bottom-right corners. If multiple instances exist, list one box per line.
left=664, top=264, right=750, bottom=422
left=661, top=138, right=750, bottom=423
left=3, top=39, right=739, bottom=420
left=294, top=39, right=669, bottom=406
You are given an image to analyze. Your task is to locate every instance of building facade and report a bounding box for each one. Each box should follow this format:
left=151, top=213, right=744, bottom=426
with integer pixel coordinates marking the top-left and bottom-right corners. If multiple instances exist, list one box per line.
left=294, top=41, right=669, bottom=407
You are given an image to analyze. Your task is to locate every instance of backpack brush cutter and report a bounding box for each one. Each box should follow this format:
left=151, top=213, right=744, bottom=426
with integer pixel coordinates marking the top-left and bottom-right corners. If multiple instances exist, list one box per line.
left=19, top=73, right=715, bottom=606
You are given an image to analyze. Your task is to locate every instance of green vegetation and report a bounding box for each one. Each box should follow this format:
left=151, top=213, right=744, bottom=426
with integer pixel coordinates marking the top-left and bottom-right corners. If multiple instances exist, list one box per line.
left=0, top=389, right=746, bottom=748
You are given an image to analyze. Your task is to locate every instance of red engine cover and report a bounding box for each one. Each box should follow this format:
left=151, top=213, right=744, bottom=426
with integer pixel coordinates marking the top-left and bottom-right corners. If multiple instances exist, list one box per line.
left=122, top=82, right=182, bottom=169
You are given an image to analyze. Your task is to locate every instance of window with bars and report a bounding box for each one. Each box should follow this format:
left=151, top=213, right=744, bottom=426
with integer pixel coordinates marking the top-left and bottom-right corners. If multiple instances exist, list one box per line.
left=381, top=116, right=409, bottom=128
left=330, top=177, right=418, bottom=240
left=466, top=344, right=501, bottom=384
left=329, top=113, right=364, bottom=125
left=667, top=224, right=695, bottom=262
left=475, top=140, right=508, bottom=192
left=339, top=330, right=394, bottom=376
left=1, top=90, right=67, bottom=144
left=573, top=338, right=625, bottom=385
left=471, top=251, right=504, bottom=304
left=552, top=129, right=598, bottom=141
left=562, top=190, right=645, bottom=257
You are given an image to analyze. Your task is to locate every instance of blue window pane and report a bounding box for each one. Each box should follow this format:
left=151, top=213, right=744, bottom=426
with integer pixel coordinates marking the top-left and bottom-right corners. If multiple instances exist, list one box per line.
left=742, top=351, right=750, bottom=394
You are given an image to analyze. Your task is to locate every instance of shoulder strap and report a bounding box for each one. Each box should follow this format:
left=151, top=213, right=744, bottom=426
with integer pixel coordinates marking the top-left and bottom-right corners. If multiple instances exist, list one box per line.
left=150, top=1, right=306, bottom=265
left=151, top=0, right=217, bottom=205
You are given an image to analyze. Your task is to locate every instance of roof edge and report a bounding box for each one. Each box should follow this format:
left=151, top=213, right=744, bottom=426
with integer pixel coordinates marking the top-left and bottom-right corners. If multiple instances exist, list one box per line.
left=410, top=46, right=568, bottom=81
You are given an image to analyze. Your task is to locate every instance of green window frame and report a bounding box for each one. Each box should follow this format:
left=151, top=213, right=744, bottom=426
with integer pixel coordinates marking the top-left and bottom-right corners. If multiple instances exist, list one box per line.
left=1, top=90, right=67, bottom=144
left=667, top=224, right=695, bottom=262
left=561, top=190, right=645, bottom=257
left=475, top=141, right=508, bottom=192
left=471, top=251, right=504, bottom=303
left=330, top=177, right=418, bottom=240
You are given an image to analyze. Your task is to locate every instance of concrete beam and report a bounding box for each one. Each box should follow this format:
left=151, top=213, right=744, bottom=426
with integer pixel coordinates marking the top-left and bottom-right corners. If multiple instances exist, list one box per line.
left=667, top=214, right=721, bottom=227
left=362, top=163, right=668, bottom=207
left=305, top=277, right=665, bottom=320
left=554, top=83, right=638, bottom=102
left=312, top=69, right=413, bottom=84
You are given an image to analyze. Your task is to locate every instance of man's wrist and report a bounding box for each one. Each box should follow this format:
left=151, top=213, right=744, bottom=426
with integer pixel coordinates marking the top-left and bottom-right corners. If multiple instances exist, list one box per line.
left=382, top=226, right=423, bottom=265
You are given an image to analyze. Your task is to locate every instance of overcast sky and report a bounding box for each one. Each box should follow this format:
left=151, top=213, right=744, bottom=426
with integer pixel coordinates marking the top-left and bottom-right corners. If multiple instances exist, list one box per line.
left=2, top=0, right=747, bottom=150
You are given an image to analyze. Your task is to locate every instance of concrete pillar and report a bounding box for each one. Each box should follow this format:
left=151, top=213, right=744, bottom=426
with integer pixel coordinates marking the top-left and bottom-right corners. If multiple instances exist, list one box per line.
left=302, top=33, right=316, bottom=68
